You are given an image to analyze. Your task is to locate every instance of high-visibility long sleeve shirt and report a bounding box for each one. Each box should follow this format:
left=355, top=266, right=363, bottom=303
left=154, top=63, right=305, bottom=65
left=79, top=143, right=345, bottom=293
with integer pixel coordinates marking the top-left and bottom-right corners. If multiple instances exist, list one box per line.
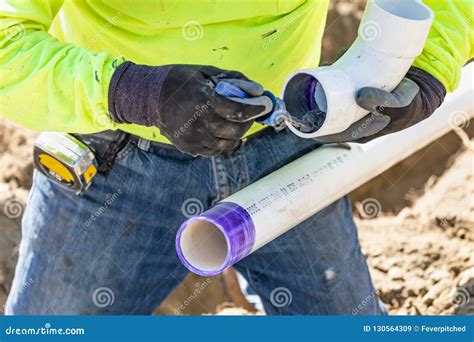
left=1, top=0, right=472, bottom=143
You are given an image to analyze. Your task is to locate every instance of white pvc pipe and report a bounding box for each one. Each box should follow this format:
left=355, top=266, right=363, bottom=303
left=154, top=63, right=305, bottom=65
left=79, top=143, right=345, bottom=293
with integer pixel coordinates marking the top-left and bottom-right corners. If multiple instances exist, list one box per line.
left=282, top=0, right=434, bottom=138
left=176, top=64, right=474, bottom=276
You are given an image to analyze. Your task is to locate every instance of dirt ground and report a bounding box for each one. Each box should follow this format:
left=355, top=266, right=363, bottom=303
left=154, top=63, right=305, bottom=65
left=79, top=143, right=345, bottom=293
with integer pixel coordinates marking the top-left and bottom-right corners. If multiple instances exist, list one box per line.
left=357, top=143, right=474, bottom=315
left=0, top=0, right=472, bottom=316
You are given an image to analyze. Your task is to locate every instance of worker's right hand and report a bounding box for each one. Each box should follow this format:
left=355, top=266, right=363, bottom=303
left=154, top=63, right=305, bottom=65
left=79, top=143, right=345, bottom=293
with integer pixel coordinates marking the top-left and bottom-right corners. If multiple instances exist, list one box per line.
left=314, top=67, right=446, bottom=144
left=108, top=62, right=272, bottom=156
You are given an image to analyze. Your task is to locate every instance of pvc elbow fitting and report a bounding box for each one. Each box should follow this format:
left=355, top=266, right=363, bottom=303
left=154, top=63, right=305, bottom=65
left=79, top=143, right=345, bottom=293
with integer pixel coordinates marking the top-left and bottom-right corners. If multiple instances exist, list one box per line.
left=283, top=0, right=434, bottom=138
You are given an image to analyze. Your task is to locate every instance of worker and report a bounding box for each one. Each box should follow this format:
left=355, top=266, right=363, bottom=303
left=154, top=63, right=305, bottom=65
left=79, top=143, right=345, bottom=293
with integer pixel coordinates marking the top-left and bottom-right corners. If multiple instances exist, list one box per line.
left=1, top=0, right=472, bottom=315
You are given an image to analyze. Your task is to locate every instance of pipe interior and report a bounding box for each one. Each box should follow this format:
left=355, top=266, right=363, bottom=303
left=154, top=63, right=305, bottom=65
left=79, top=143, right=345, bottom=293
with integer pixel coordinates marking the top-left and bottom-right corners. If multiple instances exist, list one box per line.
left=179, top=220, right=228, bottom=272
left=283, top=73, right=327, bottom=132
left=314, top=83, right=328, bottom=113
left=374, top=0, right=432, bottom=21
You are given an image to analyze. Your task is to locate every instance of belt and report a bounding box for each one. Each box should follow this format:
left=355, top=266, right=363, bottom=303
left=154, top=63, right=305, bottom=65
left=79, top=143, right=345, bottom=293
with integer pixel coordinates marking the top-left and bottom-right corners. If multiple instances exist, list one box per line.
left=73, top=130, right=131, bottom=175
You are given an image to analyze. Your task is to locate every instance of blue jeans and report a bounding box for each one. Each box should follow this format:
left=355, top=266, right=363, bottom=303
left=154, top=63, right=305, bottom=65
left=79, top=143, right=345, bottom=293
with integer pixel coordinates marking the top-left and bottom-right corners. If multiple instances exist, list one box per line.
left=6, top=128, right=385, bottom=315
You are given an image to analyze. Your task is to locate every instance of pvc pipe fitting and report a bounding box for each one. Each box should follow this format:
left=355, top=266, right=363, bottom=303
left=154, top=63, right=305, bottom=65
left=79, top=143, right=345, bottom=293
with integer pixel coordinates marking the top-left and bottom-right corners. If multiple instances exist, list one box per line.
left=282, top=0, right=434, bottom=138
left=176, top=64, right=474, bottom=276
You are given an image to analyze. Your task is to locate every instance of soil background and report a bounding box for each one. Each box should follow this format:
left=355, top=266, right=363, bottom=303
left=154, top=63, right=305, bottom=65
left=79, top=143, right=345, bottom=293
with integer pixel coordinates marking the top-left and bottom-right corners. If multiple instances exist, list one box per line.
left=1, top=0, right=473, bottom=315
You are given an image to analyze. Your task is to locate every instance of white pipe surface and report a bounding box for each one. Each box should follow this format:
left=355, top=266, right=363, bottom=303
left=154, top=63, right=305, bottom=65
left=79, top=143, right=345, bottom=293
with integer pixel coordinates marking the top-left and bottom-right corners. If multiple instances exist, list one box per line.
left=176, top=64, right=474, bottom=276
left=283, top=0, right=434, bottom=138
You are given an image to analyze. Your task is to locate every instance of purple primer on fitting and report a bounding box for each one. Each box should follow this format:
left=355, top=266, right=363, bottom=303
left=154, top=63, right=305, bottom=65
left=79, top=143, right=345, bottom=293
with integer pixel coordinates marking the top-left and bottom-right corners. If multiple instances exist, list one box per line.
left=305, top=77, right=318, bottom=111
left=301, top=77, right=327, bottom=132
left=176, top=202, right=256, bottom=276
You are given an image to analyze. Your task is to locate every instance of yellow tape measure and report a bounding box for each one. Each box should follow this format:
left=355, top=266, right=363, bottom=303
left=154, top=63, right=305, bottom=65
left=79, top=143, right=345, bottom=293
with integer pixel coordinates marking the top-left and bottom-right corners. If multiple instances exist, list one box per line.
left=33, top=133, right=98, bottom=194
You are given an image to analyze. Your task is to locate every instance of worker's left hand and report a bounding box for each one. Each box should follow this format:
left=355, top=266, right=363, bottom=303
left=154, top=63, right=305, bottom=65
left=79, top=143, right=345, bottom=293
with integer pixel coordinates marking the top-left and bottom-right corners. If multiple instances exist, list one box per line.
left=316, top=67, right=446, bottom=144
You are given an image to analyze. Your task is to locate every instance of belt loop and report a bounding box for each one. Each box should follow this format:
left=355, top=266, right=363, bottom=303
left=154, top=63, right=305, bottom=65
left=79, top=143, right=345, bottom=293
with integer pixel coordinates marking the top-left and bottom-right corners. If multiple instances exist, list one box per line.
left=137, top=138, right=151, bottom=152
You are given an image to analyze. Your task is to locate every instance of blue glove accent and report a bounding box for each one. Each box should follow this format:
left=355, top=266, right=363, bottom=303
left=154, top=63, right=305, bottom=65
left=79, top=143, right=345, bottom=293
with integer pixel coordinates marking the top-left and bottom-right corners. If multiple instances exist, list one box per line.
left=215, top=81, right=287, bottom=127
left=215, top=82, right=250, bottom=99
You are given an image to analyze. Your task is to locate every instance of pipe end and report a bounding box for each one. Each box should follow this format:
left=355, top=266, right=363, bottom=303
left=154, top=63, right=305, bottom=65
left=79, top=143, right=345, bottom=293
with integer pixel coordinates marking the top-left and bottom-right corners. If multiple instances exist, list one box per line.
left=176, top=202, right=255, bottom=276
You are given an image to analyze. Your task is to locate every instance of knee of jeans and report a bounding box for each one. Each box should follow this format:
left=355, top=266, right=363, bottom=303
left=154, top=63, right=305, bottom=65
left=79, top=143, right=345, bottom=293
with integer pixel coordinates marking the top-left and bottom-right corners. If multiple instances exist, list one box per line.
left=312, top=197, right=360, bottom=249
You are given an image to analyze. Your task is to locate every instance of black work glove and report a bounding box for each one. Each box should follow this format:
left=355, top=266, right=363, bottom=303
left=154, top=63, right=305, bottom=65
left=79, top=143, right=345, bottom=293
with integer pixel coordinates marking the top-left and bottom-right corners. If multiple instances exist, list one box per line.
left=316, top=67, right=446, bottom=144
left=108, top=62, right=272, bottom=156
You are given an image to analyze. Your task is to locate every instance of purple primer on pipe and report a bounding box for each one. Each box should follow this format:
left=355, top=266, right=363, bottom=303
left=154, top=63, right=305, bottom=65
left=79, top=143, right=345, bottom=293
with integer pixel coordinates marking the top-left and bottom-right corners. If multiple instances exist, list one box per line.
left=176, top=202, right=256, bottom=276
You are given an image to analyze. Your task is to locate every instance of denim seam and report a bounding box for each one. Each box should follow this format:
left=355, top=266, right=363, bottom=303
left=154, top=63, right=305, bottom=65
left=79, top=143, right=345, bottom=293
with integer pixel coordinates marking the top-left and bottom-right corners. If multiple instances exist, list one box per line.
left=115, top=140, right=135, bottom=162
left=236, top=151, right=250, bottom=190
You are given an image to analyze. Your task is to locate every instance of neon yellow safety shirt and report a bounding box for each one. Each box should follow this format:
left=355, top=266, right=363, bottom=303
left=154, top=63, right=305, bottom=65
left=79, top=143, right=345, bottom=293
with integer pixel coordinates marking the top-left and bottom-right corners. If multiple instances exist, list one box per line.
left=0, top=0, right=473, bottom=143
